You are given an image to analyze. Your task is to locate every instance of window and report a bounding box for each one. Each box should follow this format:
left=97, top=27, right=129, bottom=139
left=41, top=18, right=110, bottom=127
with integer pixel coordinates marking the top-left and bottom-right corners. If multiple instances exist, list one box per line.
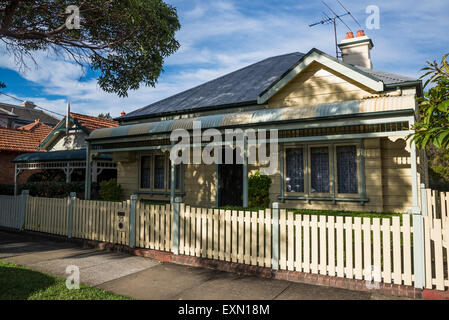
left=336, top=145, right=358, bottom=194
left=140, top=156, right=151, bottom=189
left=310, top=147, right=330, bottom=193
left=154, top=155, right=166, bottom=189
left=285, top=148, right=304, bottom=193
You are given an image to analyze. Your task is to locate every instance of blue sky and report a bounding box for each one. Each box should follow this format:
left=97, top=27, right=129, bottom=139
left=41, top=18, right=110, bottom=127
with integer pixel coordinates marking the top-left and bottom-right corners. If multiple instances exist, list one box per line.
left=0, top=0, right=448, bottom=119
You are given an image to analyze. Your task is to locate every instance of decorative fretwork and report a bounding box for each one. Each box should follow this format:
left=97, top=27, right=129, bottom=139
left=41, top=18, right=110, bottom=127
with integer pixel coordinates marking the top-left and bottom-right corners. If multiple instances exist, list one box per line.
left=278, top=122, right=410, bottom=139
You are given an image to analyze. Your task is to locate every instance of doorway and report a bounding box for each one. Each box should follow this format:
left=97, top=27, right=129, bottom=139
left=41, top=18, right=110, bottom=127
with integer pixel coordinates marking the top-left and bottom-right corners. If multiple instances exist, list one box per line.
left=217, top=147, right=243, bottom=207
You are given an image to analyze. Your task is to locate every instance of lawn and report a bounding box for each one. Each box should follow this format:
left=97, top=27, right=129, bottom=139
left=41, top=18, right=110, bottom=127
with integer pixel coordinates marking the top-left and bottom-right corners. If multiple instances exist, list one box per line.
left=0, top=260, right=132, bottom=300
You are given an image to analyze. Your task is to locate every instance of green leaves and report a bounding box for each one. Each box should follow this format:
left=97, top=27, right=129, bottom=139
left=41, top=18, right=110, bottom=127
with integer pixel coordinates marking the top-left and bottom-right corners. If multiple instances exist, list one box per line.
left=410, top=54, right=449, bottom=150
left=0, top=0, right=180, bottom=97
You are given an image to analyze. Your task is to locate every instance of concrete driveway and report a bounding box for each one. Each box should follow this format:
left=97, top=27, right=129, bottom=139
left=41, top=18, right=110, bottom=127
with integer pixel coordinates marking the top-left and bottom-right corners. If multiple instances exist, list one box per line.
left=0, top=231, right=408, bottom=300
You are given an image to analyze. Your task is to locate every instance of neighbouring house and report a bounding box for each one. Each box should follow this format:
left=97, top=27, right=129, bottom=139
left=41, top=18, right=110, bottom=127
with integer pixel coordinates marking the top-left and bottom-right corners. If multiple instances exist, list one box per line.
left=0, top=101, right=60, bottom=128
left=12, top=110, right=119, bottom=194
left=0, top=120, right=53, bottom=186
left=85, top=30, right=428, bottom=213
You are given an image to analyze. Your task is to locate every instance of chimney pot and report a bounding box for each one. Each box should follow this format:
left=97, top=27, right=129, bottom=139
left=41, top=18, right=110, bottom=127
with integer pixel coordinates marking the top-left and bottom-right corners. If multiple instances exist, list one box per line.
left=338, top=30, right=374, bottom=69
left=345, top=32, right=354, bottom=39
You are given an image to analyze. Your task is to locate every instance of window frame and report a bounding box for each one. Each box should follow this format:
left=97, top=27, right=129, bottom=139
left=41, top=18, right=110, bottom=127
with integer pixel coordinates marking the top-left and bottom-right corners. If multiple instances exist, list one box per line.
left=138, top=153, right=183, bottom=193
left=139, top=155, right=152, bottom=190
left=308, top=144, right=332, bottom=197
left=334, top=143, right=361, bottom=198
left=282, top=141, right=364, bottom=201
left=284, top=146, right=306, bottom=196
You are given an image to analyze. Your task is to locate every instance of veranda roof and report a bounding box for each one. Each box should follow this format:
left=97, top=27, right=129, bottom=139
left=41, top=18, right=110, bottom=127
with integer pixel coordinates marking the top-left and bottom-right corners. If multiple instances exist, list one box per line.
left=88, top=96, right=416, bottom=142
left=13, top=149, right=112, bottom=163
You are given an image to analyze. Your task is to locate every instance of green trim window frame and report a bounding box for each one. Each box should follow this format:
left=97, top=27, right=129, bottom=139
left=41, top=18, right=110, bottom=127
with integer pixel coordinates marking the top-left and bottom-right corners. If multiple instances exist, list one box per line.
left=283, top=142, right=362, bottom=199
left=139, top=153, right=183, bottom=193
left=284, top=146, right=306, bottom=195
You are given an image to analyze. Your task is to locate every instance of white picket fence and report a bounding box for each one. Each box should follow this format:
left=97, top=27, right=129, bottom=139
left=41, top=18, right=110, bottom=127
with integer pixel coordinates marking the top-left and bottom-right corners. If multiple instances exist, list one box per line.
left=0, top=195, right=23, bottom=230
left=177, top=207, right=415, bottom=286
left=0, top=190, right=448, bottom=291
left=421, top=188, right=449, bottom=291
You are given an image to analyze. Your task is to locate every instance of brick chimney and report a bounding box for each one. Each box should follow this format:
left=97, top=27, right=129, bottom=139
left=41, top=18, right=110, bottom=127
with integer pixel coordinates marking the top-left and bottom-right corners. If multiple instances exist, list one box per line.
left=338, top=30, right=374, bottom=69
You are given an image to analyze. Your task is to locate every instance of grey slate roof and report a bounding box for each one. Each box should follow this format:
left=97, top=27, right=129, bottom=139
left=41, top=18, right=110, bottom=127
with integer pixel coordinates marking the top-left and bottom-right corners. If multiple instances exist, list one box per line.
left=120, top=50, right=419, bottom=121
left=355, top=66, right=417, bottom=85
left=0, top=102, right=60, bottom=126
left=120, top=52, right=305, bottom=120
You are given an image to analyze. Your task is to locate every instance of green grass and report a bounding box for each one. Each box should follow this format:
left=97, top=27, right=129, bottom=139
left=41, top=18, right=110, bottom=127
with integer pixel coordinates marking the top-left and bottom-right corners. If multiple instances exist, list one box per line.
left=0, top=260, right=133, bottom=300
left=217, top=206, right=403, bottom=219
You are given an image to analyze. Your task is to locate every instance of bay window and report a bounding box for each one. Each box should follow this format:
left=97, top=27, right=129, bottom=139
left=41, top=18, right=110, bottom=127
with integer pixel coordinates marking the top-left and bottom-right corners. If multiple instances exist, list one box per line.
left=284, top=143, right=361, bottom=199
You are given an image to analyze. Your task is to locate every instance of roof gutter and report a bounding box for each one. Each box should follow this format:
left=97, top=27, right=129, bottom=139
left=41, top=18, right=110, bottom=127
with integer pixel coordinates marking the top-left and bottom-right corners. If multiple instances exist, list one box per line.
left=114, top=100, right=259, bottom=123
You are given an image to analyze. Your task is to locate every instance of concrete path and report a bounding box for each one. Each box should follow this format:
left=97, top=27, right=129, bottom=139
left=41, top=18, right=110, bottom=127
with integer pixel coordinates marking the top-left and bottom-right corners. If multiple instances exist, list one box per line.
left=0, top=231, right=409, bottom=300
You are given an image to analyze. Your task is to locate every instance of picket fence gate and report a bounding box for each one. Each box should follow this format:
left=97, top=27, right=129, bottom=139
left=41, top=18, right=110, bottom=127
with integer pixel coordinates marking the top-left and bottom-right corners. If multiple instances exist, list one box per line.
left=0, top=189, right=448, bottom=291
left=421, top=188, right=449, bottom=291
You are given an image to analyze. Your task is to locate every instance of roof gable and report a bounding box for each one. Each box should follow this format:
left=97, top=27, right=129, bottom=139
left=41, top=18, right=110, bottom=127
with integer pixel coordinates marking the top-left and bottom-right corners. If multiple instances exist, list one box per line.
left=38, top=113, right=118, bottom=151
left=258, top=49, right=384, bottom=104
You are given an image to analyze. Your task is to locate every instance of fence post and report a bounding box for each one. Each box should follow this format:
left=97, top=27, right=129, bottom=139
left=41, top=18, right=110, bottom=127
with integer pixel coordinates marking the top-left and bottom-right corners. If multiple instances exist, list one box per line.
left=272, top=202, right=280, bottom=270
left=67, top=192, right=76, bottom=238
left=129, top=194, right=137, bottom=248
left=172, top=197, right=182, bottom=255
left=408, top=183, right=427, bottom=289
left=20, top=190, right=29, bottom=231
left=420, top=184, right=428, bottom=217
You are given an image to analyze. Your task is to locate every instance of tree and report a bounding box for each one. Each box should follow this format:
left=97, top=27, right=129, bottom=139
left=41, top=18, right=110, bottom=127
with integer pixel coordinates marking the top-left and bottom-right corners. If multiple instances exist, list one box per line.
left=98, top=112, right=112, bottom=120
left=409, top=54, right=449, bottom=149
left=0, top=1, right=180, bottom=97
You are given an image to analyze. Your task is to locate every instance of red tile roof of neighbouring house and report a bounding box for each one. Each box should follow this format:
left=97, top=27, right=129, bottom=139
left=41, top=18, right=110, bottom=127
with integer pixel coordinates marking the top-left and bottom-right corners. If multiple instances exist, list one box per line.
left=70, top=112, right=118, bottom=132
left=0, top=120, right=53, bottom=152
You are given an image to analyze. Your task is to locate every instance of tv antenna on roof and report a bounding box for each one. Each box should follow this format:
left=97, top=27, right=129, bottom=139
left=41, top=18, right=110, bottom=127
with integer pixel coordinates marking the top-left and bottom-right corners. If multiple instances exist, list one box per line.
left=309, top=0, right=362, bottom=59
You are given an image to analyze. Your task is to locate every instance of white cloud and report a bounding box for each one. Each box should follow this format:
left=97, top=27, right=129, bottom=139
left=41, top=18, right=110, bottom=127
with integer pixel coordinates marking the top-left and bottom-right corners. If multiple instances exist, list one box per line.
left=0, top=0, right=448, bottom=118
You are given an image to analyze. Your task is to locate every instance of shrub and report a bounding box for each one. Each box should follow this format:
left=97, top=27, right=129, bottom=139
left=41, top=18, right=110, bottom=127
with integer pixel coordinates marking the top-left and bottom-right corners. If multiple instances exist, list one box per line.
left=99, top=179, right=123, bottom=201
left=14, top=181, right=99, bottom=199
left=248, top=170, right=272, bottom=208
left=0, top=184, right=14, bottom=195
left=18, top=181, right=85, bottom=198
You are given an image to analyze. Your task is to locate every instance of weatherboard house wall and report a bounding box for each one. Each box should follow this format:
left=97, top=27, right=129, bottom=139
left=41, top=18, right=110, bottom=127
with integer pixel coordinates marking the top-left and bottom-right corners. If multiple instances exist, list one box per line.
left=86, top=33, right=427, bottom=213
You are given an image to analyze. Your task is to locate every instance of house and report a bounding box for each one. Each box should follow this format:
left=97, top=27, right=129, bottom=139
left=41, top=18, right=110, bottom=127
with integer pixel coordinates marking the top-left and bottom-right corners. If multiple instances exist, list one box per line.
left=0, top=101, right=60, bottom=128
left=12, top=110, right=119, bottom=195
left=85, top=30, right=428, bottom=213
left=0, top=120, right=53, bottom=186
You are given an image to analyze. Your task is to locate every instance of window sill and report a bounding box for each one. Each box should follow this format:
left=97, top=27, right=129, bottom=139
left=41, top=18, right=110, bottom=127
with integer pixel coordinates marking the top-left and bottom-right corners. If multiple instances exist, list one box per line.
left=137, top=191, right=185, bottom=196
left=278, top=195, right=369, bottom=204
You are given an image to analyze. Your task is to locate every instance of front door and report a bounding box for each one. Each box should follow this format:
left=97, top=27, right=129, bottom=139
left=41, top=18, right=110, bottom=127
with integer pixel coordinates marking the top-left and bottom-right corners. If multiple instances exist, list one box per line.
left=217, top=148, right=243, bottom=207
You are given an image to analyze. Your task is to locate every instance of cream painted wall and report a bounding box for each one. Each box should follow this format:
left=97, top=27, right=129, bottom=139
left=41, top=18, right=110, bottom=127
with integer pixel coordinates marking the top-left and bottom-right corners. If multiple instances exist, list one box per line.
left=268, top=61, right=376, bottom=109
left=48, top=131, right=87, bottom=151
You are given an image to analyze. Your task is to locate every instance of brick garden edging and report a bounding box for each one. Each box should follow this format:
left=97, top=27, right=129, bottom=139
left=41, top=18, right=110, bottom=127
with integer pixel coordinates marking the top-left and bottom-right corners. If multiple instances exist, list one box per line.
left=0, top=227, right=442, bottom=300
